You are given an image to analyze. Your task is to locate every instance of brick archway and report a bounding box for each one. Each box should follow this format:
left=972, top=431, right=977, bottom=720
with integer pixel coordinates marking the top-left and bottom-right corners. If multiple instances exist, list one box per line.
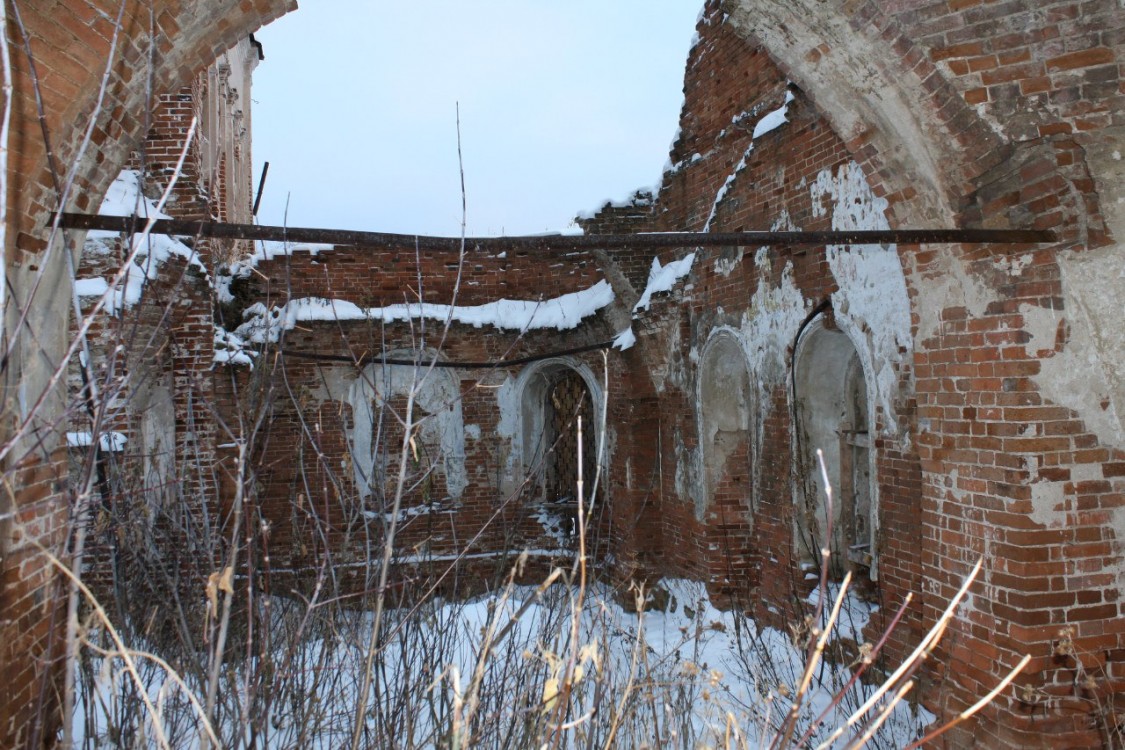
left=2, top=4, right=293, bottom=746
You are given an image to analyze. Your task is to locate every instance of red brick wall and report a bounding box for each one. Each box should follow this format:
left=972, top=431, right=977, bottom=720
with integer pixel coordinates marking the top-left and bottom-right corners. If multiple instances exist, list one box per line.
left=576, top=2, right=1125, bottom=747
left=243, top=245, right=604, bottom=307
left=220, top=245, right=619, bottom=588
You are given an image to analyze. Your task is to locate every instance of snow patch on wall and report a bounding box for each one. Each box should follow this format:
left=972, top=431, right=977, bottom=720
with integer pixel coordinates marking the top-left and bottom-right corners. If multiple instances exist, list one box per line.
left=634, top=253, right=696, bottom=312
left=213, top=326, right=256, bottom=368
left=611, top=327, right=636, bottom=351
left=215, top=240, right=338, bottom=303
left=81, top=170, right=210, bottom=315
left=532, top=505, right=573, bottom=548
left=236, top=280, right=615, bottom=344
left=75, top=278, right=109, bottom=298
left=752, top=90, right=795, bottom=139
left=67, top=431, right=128, bottom=452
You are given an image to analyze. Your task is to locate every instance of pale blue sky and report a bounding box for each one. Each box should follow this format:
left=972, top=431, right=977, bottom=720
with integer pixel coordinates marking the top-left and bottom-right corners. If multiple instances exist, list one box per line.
left=250, top=2, right=702, bottom=236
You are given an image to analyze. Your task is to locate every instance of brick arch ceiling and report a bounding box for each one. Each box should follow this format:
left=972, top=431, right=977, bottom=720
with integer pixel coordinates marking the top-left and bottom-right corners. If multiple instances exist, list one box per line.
left=723, top=0, right=1004, bottom=228
left=10, top=0, right=296, bottom=251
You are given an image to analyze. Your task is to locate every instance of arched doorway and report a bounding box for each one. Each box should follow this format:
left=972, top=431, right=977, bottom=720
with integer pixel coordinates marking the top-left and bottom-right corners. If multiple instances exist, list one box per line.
left=793, top=315, right=874, bottom=577
left=542, top=368, right=597, bottom=506
left=513, top=359, right=604, bottom=545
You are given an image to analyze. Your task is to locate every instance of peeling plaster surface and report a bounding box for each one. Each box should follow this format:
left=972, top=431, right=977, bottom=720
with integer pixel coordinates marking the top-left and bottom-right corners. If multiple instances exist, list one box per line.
left=912, top=248, right=995, bottom=344
left=739, top=249, right=808, bottom=393
left=812, top=162, right=914, bottom=439
left=1085, top=129, right=1125, bottom=245
left=139, top=382, right=175, bottom=499
left=1029, top=478, right=1066, bottom=528
left=673, top=427, right=697, bottom=504
left=1027, top=247, right=1125, bottom=451
left=686, top=250, right=809, bottom=525
left=696, top=330, right=754, bottom=520
left=495, top=375, right=521, bottom=487
left=346, top=363, right=466, bottom=500
left=724, top=1, right=959, bottom=227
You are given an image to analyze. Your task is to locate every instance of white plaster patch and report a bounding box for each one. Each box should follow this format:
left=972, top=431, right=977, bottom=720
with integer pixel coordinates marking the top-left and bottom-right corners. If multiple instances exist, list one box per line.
left=495, top=376, right=519, bottom=440
left=713, top=246, right=745, bottom=277
left=739, top=249, right=809, bottom=393
left=464, top=424, right=481, bottom=441
left=1029, top=479, right=1066, bottom=528
left=1019, top=303, right=1062, bottom=359
left=494, top=375, right=521, bottom=485
left=810, top=162, right=914, bottom=439
left=673, top=428, right=696, bottom=506
left=992, top=253, right=1033, bottom=277
left=912, top=249, right=995, bottom=344
left=1032, top=247, right=1125, bottom=451
left=347, top=363, right=467, bottom=500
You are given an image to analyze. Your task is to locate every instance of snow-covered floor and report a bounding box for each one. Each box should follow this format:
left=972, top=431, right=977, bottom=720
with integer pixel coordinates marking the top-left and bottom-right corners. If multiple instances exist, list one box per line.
left=73, top=577, right=933, bottom=749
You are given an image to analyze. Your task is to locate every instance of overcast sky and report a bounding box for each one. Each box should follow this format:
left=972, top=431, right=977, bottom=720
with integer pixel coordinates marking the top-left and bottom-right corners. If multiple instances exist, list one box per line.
left=250, top=2, right=702, bottom=237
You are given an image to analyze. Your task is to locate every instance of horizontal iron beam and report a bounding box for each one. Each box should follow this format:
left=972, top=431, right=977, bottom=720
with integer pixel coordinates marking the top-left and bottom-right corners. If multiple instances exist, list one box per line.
left=55, top=212, right=1056, bottom=250
left=278, top=338, right=616, bottom=370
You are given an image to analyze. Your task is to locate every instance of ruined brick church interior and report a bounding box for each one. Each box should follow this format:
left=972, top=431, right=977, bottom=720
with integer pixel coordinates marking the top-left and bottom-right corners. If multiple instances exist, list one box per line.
left=2, top=1, right=1124, bottom=748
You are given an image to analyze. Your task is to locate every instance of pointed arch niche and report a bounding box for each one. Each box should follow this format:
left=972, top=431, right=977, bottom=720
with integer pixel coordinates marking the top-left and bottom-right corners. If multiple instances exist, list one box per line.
left=697, top=331, right=755, bottom=523
left=793, top=315, right=877, bottom=578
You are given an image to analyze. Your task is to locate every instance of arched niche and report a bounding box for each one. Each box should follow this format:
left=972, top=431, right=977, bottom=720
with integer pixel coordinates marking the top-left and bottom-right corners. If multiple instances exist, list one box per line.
left=346, top=354, right=466, bottom=505
left=136, top=376, right=176, bottom=510
left=793, top=316, right=876, bottom=577
left=696, top=330, right=754, bottom=521
left=512, top=357, right=605, bottom=506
